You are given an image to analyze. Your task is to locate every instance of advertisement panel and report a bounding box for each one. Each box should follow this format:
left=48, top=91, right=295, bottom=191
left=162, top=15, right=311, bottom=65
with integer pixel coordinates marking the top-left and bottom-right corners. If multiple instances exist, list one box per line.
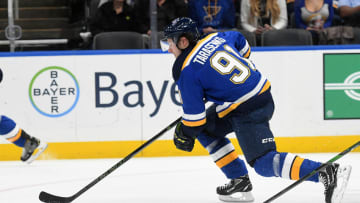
left=0, top=53, right=181, bottom=144
left=0, top=48, right=359, bottom=160
left=324, top=53, right=360, bottom=119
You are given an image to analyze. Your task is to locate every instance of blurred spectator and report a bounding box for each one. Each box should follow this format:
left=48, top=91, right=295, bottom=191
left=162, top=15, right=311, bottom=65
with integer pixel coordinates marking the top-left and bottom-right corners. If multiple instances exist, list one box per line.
left=134, top=0, right=188, bottom=35
left=234, top=0, right=242, bottom=27
left=332, top=0, right=343, bottom=26
left=126, top=0, right=136, bottom=7
left=97, top=0, right=135, bottom=7
left=234, top=0, right=242, bottom=15
left=99, top=0, right=110, bottom=7
left=188, top=0, right=236, bottom=34
left=68, top=0, right=86, bottom=24
left=338, top=0, right=360, bottom=27
left=240, top=0, right=288, bottom=43
left=89, top=0, right=139, bottom=36
left=287, top=0, right=295, bottom=27
left=294, top=0, right=334, bottom=44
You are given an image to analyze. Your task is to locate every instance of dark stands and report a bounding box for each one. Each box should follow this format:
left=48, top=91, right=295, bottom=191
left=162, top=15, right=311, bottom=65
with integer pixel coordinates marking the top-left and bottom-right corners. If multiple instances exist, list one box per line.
left=0, top=0, right=84, bottom=51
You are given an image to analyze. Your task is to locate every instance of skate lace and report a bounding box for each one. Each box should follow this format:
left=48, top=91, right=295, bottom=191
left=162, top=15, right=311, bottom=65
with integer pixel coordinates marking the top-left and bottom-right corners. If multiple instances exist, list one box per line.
left=319, top=172, right=329, bottom=193
left=219, top=180, right=235, bottom=190
left=24, top=138, right=39, bottom=153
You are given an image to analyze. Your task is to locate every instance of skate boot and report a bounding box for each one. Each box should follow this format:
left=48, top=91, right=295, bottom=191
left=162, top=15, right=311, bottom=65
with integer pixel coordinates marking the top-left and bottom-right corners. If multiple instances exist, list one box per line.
left=217, top=174, right=254, bottom=202
left=21, top=136, right=48, bottom=164
left=319, top=163, right=352, bottom=203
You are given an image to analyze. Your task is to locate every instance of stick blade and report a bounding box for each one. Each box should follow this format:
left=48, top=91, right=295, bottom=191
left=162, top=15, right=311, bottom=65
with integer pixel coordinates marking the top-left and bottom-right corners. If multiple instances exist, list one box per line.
left=39, top=191, right=74, bottom=203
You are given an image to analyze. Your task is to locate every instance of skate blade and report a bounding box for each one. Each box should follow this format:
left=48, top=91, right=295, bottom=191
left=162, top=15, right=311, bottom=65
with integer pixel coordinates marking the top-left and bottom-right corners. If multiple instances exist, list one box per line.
left=219, top=191, right=255, bottom=202
left=331, top=165, right=352, bottom=203
left=25, top=141, right=48, bottom=164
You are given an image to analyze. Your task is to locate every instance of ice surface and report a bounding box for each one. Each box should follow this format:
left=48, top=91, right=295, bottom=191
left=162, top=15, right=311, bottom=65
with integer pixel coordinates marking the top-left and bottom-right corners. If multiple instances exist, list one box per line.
left=0, top=153, right=359, bottom=203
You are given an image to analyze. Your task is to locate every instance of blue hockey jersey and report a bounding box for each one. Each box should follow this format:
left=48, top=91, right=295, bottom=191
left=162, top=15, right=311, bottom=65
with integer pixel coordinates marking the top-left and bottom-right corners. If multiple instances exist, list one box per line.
left=173, top=31, right=270, bottom=128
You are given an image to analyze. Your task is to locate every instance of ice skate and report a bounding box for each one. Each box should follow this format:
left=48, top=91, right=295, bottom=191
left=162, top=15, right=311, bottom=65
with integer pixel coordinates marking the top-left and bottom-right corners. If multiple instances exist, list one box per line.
left=21, top=137, right=48, bottom=164
left=217, top=174, right=255, bottom=202
left=319, top=163, right=352, bottom=203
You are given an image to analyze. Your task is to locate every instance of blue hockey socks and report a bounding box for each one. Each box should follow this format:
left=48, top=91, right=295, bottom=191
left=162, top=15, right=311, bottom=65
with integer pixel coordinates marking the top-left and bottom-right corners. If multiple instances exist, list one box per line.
left=0, top=115, right=28, bottom=147
left=253, top=150, right=322, bottom=182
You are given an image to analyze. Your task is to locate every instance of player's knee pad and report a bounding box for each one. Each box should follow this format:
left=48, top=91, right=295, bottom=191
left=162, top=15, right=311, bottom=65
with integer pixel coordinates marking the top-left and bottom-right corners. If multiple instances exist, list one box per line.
left=254, top=150, right=297, bottom=178
left=253, top=150, right=279, bottom=177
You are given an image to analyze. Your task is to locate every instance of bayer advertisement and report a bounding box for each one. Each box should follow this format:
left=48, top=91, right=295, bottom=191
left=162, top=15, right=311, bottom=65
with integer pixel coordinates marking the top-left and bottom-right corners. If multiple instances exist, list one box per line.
left=0, top=49, right=359, bottom=144
left=29, top=66, right=80, bottom=117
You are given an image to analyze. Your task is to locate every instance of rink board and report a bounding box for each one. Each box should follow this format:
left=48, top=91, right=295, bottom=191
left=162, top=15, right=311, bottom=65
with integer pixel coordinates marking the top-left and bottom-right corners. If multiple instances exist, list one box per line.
left=0, top=46, right=359, bottom=160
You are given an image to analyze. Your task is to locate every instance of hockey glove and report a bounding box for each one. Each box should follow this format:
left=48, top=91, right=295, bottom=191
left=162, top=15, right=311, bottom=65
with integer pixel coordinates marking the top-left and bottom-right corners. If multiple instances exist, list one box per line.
left=173, top=122, right=195, bottom=152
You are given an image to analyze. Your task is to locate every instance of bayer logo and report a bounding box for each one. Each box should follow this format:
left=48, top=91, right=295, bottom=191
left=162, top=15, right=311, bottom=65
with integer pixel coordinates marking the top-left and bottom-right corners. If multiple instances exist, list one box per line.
left=29, top=66, right=80, bottom=117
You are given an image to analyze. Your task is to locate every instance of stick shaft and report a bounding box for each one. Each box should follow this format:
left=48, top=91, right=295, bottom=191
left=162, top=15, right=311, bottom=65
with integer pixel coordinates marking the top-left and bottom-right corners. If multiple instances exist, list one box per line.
left=40, top=116, right=181, bottom=203
left=73, top=117, right=181, bottom=199
left=263, top=140, right=360, bottom=203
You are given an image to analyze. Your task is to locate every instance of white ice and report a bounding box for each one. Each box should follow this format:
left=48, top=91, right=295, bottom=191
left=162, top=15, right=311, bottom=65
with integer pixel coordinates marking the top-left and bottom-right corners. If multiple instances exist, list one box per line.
left=0, top=153, right=359, bottom=203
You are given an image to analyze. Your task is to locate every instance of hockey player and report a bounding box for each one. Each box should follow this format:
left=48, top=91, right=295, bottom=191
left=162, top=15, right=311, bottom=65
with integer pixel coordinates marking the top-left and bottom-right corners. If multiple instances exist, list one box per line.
left=161, top=17, right=352, bottom=203
left=0, top=69, right=48, bottom=164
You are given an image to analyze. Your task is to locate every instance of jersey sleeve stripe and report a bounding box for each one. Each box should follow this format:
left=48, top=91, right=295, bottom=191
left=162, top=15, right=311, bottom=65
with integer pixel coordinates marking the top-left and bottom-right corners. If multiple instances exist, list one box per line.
left=239, top=40, right=251, bottom=58
left=182, top=118, right=207, bottom=127
left=182, top=111, right=206, bottom=120
left=181, top=33, right=218, bottom=70
left=243, top=46, right=251, bottom=58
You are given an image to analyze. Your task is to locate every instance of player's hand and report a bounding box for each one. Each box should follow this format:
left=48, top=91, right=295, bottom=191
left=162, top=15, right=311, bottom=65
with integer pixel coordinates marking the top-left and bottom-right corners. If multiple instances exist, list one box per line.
left=173, top=122, right=195, bottom=152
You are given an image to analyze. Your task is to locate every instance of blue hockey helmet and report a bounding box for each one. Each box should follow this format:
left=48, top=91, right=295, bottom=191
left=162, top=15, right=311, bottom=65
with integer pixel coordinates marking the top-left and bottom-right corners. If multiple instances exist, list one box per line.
left=160, top=17, right=200, bottom=51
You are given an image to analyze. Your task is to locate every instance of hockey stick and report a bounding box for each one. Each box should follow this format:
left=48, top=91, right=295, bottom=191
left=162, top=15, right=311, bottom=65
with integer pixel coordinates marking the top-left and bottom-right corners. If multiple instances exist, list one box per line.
left=263, top=140, right=360, bottom=203
left=39, top=117, right=182, bottom=203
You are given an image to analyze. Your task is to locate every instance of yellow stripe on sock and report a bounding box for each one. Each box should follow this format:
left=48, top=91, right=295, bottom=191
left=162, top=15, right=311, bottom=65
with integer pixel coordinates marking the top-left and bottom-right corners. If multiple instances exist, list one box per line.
left=291, top=156, right=305, bottom=180
left=7, top=129, right=22, bottom=142
left=216, top=151, right=238, bottom=168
